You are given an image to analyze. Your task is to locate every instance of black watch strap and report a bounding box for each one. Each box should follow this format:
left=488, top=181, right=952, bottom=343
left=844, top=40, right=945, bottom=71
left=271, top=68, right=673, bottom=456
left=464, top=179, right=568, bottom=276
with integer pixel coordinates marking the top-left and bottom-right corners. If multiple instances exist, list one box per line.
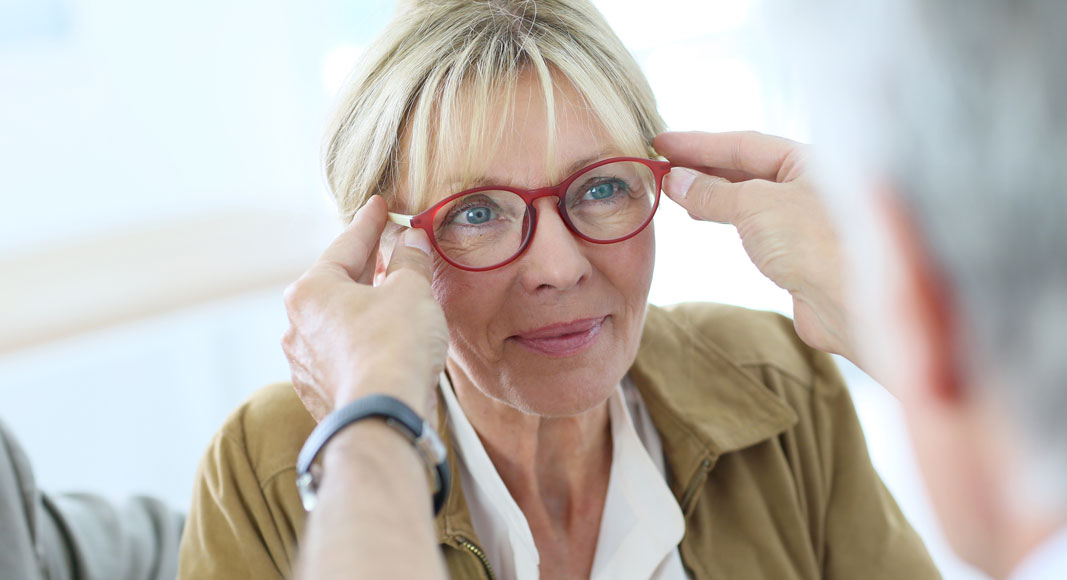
left=296, top=394, right=450, bottom=516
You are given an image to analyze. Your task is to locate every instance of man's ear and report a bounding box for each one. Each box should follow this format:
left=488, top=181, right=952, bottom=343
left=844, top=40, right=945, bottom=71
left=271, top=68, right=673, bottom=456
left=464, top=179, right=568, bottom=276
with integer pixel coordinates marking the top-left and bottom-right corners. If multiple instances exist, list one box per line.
left=878, top=192, right=965, bottom=404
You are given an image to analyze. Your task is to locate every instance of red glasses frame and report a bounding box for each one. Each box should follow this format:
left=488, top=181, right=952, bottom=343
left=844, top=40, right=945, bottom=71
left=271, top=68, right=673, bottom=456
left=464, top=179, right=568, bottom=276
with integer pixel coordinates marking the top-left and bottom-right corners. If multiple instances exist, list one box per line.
left=387, top=156, right=672, bottom=272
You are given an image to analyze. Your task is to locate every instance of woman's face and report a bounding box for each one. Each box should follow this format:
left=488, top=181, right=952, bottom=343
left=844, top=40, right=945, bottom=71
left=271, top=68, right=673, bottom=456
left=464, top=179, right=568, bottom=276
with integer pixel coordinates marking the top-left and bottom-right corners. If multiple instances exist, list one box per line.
left=410, top=74, right=655, bottom=417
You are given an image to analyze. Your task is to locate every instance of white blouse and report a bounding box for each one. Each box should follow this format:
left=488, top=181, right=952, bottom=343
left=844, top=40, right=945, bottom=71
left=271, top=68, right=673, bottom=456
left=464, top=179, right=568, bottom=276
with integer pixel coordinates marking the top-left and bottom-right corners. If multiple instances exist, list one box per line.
left=440, top=373, right=688, bottom=580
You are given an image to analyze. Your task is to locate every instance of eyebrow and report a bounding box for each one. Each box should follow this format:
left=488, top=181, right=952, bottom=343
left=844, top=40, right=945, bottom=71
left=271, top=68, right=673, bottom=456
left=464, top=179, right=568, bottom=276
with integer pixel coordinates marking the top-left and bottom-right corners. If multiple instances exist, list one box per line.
left=444, top=151, right=621, bottom=192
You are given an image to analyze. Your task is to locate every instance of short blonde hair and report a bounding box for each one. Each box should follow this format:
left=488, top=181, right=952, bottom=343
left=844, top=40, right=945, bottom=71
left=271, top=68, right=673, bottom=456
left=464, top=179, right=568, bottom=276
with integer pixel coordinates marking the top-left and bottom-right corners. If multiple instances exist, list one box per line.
left=323, top=0, right=665, bottom=219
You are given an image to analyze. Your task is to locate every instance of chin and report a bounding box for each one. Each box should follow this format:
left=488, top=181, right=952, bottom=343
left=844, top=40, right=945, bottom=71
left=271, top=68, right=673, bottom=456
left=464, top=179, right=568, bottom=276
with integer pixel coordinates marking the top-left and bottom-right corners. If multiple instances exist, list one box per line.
left=508, top=373, right=619, bottom=418
left=507, top=321, right=638, bottom=415
left=447, top=314, right=641, bottom=417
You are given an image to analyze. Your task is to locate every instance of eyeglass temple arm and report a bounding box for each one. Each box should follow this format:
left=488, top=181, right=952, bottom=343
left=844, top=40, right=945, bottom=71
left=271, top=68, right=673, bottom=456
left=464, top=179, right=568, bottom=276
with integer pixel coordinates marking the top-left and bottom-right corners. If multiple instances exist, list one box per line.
left=386, top=212, right=414, bottom=227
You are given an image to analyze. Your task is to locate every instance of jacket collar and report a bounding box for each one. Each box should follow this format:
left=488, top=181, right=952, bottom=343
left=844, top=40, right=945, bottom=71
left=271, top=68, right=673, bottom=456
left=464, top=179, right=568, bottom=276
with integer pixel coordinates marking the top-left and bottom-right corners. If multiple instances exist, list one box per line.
left=434, top=387, right=481, bottom=546
left=629, top=304, right=798, bottom=505
left=434, top=303, right=798, bottom=543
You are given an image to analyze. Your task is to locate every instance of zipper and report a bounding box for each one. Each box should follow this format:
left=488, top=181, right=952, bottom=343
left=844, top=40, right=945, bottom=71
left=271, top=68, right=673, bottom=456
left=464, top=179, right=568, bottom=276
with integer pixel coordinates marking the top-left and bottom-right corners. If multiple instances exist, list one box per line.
left=457, top=536, right=497, bottom=580
left=680, top=456, right=713, bottom=514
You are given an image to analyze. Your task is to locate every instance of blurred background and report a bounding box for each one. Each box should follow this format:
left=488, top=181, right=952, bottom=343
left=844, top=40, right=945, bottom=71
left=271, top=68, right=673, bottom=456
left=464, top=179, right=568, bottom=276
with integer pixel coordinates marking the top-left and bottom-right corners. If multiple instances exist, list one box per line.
left=0, top=0, right=985, bottom=578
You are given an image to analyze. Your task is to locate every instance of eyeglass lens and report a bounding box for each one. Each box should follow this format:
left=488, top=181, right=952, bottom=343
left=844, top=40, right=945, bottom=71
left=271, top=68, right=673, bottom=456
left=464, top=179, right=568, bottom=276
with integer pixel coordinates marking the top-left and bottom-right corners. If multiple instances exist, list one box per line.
left=430, top=160, right=657, bottom=269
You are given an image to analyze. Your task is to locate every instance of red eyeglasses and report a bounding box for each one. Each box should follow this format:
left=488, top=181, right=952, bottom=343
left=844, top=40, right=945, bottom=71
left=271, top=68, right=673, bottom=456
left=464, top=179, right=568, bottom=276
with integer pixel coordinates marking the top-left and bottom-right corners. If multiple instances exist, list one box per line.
left=387, top=157, right=671, bottom=271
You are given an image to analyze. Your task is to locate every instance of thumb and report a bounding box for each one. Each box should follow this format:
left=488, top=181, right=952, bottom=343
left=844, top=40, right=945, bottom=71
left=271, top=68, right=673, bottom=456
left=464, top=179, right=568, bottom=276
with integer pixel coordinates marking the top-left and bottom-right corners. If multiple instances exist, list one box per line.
left=663, top=166, right=743, bottom=225
left=384, top=228, right=434, bottom=284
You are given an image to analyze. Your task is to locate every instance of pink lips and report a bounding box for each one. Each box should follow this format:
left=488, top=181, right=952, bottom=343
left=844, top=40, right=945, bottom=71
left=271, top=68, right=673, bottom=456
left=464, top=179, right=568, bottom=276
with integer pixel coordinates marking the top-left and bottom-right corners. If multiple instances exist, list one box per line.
left=510, top=317, right=606, bottom=357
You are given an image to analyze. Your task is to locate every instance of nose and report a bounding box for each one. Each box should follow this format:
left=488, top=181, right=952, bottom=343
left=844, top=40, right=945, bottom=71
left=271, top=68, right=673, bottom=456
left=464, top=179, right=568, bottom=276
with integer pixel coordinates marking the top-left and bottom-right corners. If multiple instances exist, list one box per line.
left=515, top=197, right=591, bottom=293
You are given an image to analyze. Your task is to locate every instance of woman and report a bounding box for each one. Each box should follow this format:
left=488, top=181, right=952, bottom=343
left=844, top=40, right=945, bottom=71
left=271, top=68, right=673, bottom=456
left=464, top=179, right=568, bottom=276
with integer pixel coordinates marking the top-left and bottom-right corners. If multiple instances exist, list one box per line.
left=178, top=1, right=940, bottom=578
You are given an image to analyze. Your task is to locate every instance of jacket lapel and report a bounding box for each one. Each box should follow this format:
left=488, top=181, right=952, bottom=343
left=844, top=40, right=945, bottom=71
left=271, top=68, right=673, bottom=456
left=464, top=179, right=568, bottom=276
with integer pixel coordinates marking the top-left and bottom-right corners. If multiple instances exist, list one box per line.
left=630, top=304, right=798, bottom=505
left=433, top=388, right=480, bottom=543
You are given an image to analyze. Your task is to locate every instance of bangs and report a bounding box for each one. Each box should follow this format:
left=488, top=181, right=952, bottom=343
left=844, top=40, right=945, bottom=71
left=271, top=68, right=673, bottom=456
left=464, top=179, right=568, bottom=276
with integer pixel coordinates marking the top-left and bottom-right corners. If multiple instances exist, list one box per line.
left=399, top=52, right=652, bottom=213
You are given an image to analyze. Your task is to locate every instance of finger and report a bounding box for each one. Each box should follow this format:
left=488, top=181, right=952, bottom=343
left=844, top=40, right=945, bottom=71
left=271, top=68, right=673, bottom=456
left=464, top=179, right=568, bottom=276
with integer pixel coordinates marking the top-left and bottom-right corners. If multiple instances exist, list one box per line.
left=384, top=228, right=434, bottom=284
left=317, top=196, right=388, bottom=281
left=685, top=165, right=753, bottom=183
left=663, top=166, right=748, bottom=225
left=654, top=131, right=802, bottom=183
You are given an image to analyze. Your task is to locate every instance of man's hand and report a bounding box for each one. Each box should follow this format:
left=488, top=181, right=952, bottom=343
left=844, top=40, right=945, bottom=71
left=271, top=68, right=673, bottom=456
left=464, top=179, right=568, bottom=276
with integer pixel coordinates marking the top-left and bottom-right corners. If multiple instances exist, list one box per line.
left=281, top=196, right=448, bottom=421
left=654, top=130, right=856, bottom=364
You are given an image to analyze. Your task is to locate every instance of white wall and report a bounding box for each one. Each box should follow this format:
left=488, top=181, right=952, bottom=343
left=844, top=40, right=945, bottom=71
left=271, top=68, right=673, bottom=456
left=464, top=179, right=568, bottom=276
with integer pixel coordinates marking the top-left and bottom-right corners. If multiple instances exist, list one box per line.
left=0, top=1, right=986, bottom=578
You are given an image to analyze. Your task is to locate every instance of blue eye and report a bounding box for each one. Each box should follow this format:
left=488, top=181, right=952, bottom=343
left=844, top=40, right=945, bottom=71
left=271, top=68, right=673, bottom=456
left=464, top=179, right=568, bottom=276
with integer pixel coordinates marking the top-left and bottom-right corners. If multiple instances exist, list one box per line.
left=581, top=179, right=629, bottom=202
left=464, top=206, right=493, bottom=224
left=587, top=182, right=617, bottom=200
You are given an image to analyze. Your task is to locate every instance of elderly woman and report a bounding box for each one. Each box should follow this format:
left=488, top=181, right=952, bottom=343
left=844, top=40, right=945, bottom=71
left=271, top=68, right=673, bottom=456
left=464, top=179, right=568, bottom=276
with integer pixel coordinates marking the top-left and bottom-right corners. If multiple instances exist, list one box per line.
left=178, top=1, right=939, bottom=579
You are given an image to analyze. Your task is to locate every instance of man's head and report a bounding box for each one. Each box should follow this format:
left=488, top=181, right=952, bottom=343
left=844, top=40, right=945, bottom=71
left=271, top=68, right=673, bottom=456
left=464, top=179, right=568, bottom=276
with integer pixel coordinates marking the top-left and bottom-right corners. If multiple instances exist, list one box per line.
left=789, top=0, right=1067, bottom=575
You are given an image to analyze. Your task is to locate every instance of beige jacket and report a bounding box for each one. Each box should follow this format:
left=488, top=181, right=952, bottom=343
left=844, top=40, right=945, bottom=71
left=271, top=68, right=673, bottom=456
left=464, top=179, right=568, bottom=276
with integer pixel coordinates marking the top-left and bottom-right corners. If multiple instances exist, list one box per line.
left=178, top=303, right=941, bottom=579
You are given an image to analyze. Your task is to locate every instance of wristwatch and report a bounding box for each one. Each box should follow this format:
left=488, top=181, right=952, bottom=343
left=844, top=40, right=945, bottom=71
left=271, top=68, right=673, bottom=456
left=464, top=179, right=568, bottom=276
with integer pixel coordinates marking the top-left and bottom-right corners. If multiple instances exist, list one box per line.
left=296, top=394, right=450, bottom=515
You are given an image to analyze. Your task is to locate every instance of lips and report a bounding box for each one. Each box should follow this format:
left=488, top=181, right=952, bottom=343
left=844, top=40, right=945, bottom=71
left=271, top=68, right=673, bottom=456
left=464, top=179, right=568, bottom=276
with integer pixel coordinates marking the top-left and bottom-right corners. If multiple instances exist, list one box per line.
left=510, top=316, right=606, bottom=357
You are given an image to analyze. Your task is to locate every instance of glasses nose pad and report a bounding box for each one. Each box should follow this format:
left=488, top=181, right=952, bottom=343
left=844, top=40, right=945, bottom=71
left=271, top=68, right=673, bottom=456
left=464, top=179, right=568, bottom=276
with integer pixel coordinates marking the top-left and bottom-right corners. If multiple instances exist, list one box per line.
left=521, top=207, right=535, bottom=240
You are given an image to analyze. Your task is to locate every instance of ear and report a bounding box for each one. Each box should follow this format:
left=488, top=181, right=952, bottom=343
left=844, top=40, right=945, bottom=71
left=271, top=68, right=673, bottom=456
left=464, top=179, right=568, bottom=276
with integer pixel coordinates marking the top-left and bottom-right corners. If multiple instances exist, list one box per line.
left=877, top=192, right=965, bottom=404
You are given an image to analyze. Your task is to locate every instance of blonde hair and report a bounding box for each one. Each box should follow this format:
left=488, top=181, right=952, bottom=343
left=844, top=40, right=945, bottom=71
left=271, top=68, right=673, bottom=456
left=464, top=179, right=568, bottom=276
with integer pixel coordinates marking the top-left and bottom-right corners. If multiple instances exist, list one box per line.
left=323, top=0, right=665, bottom=219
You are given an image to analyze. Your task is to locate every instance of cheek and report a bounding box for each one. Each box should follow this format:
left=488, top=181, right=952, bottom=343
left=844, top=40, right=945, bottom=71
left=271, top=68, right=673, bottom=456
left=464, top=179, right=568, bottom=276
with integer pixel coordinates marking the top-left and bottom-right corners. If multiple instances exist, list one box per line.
left=638, top=229, right=656, bottom=288
left=430, top=265, right=504, bottom=346
left=603, top=228, right=655, bottom=306
left=430, top=266, right=467, bottom=322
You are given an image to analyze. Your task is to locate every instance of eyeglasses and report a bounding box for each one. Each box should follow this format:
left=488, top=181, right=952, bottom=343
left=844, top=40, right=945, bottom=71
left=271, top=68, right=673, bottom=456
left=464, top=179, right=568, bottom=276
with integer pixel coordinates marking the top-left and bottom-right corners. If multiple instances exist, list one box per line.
left=387, top=157, right=671, bottom=271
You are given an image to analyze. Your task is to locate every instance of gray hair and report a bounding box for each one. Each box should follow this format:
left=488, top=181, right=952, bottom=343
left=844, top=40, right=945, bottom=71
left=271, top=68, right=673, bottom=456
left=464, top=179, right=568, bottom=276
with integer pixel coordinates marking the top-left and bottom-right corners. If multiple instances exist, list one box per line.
left=787, top=0, right=1067, bottom=507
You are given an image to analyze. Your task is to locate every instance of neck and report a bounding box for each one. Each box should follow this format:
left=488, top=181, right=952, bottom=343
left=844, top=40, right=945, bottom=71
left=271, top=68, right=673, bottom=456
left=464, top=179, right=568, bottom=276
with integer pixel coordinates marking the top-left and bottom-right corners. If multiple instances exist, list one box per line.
left=446, top=363, right=613, bottom=525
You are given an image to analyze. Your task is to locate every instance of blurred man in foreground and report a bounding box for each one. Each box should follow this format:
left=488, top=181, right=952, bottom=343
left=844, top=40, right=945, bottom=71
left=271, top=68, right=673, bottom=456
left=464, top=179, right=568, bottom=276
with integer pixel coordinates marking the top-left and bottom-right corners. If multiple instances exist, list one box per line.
left=663, top=1, right=1067, bottom=577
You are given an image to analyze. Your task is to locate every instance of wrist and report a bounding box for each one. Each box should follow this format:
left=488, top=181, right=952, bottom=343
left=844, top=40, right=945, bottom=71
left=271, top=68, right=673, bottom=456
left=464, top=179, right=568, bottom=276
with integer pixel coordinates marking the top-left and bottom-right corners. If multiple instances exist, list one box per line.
left=337, top=368, right=435, bottom=417
left=321, top=421, right=423, bottom=474
left=296, top=394, right=450, bottom=515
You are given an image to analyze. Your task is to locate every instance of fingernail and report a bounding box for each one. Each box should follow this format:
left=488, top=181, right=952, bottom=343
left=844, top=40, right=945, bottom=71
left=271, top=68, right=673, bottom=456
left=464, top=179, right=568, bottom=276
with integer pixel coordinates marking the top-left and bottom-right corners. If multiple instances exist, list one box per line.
left=664, top=167, right=697, bottom=200
left=403, top=229, right=432, bottom=256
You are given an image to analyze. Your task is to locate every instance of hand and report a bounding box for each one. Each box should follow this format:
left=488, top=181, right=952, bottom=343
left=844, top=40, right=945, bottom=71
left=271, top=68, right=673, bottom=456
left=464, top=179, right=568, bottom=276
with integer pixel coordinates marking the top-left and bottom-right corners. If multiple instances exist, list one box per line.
left=654, top=131, right=855, bottom=364
left=281, top=196, right=448, bottom=422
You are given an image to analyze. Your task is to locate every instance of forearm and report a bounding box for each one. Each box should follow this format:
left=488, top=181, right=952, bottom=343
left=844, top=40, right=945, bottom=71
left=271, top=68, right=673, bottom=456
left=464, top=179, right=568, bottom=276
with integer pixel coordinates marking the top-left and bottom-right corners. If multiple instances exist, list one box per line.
left=294, top=421, right=447, bottom=580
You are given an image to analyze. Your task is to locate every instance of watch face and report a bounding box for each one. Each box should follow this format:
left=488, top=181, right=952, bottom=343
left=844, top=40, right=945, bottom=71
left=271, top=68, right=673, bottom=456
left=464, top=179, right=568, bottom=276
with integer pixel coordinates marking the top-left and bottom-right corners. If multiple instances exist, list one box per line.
left=415, top=423, right=448, bottom=465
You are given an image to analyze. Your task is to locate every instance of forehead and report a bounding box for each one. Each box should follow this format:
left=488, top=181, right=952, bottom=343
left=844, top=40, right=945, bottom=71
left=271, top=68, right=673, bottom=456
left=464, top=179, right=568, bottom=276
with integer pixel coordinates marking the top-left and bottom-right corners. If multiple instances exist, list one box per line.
left=398, top=70, right=640, bottom=213
left=469, top=74, right=614, bottom=183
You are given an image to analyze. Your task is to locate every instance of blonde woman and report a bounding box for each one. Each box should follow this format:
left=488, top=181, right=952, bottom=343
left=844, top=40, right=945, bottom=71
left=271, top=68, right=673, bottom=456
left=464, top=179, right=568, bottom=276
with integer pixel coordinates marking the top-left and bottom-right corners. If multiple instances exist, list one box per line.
left=178, top=1, right=940, bottom=578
